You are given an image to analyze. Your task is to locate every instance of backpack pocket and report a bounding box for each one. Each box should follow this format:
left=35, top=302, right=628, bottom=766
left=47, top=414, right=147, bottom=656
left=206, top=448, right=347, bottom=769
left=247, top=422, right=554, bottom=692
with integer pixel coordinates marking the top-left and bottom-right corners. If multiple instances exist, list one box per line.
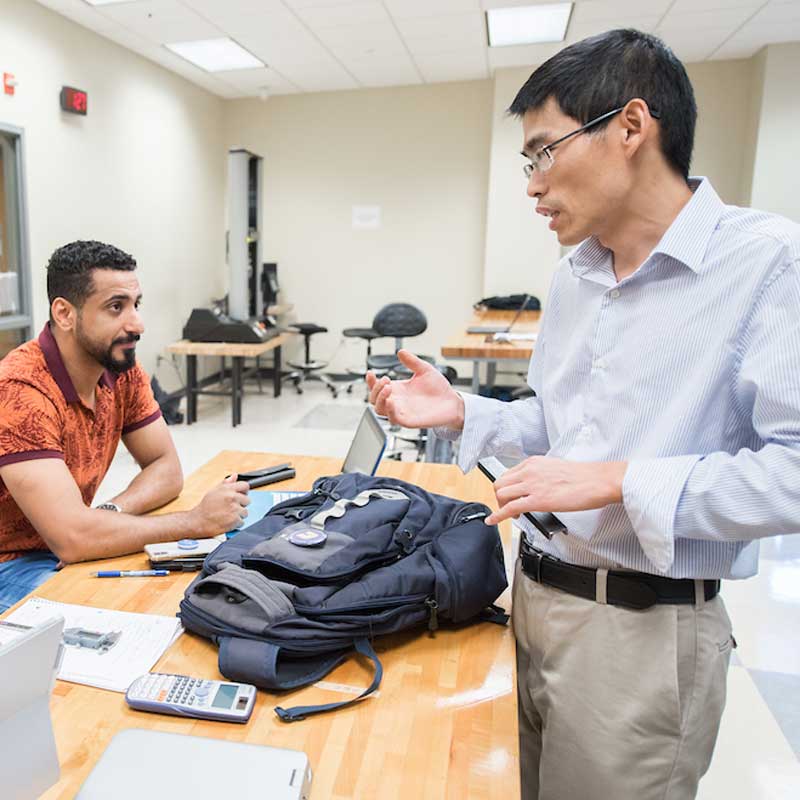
left=188, top=563, right=296, bottom=635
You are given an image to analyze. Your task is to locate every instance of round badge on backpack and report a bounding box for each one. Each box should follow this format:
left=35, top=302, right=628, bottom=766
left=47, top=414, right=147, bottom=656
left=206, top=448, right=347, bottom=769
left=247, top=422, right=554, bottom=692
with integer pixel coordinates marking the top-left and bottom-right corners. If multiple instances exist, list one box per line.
left=288, top=528, right=327, bottom=547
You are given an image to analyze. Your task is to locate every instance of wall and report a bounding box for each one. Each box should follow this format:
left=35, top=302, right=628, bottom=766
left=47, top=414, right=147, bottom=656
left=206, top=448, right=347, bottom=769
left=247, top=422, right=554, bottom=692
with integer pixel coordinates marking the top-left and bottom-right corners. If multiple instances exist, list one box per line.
left=222, top=80, right=493, bottom=375
left=0, top=0, right=225, bottom=386
left=483, top=67, right=562, bottom=308
left=749, top=42, right=800, bottom=222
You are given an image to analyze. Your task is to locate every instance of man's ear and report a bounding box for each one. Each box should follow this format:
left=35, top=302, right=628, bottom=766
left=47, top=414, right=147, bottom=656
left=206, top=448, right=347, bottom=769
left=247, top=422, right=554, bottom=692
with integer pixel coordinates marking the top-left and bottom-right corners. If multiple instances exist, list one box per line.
left=50, top=298, right=77, bottom=332
left=618, top=98, right=655, bottom=159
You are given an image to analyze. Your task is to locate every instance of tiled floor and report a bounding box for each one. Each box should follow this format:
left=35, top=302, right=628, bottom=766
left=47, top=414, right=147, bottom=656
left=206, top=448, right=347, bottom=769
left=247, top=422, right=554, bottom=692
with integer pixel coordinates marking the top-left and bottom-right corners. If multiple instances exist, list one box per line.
left=98, top=382, right=800, bottom=798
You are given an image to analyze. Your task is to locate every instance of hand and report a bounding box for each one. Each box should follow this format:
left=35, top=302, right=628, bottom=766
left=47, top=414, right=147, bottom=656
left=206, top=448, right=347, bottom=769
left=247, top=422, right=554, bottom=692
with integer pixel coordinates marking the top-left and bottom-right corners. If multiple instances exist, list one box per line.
left=191, top=474, right=250, bottom=536
left=366, top=349, right=465, bottom=430
left=484, top=457, right=628, bottom=525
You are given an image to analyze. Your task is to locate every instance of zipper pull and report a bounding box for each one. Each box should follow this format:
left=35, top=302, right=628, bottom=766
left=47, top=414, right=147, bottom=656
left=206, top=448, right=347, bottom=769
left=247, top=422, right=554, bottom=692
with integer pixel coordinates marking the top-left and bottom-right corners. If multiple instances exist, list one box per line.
left=460, top=511, right=488, bottom=523
left=425, top=598, right=439, bottom=632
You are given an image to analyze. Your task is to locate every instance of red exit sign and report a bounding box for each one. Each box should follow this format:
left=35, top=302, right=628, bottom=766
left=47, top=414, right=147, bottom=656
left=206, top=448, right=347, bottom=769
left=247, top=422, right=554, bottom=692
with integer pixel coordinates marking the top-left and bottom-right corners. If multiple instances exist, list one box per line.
left=60, top=86, right=87, bottom=115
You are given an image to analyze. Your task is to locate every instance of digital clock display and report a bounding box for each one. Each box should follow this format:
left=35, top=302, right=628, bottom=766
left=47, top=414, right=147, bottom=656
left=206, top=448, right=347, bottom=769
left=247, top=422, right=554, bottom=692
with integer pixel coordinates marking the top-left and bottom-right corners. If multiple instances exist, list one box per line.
left=60, top=86, right=88, bottom=115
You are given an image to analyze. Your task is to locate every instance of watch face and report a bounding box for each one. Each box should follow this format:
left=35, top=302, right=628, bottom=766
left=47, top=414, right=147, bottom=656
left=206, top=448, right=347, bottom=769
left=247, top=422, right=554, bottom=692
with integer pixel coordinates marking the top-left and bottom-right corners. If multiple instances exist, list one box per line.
left=97, top=502, right=121, bottom=513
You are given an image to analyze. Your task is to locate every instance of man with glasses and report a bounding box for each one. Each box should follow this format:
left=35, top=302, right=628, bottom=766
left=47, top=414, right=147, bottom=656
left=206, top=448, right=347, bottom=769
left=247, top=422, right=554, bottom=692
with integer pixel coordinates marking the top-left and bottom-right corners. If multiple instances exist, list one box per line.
left=367, top=29, right=800, bottom=800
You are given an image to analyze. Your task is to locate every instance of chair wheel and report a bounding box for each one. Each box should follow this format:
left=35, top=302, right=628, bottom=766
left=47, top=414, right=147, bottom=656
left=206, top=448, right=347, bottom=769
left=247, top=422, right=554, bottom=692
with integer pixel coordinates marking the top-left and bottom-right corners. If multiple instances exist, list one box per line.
left=296, top=387, right=303, bottom=395
left=346, top=385, right=353, bottom=394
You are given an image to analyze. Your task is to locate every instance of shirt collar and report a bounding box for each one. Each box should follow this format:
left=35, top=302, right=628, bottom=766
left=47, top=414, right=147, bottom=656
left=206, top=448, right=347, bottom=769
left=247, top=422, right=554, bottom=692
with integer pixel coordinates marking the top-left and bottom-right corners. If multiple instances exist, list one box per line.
left=569, top=177, right=725, bottom=278
left=38, top=323, right=116, bottom=404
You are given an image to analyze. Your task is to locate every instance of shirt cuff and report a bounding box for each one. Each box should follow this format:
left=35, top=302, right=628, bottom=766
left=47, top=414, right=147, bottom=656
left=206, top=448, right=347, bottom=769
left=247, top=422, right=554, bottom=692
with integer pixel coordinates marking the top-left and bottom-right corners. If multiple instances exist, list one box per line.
left=622, top=455, right=701, bottom=573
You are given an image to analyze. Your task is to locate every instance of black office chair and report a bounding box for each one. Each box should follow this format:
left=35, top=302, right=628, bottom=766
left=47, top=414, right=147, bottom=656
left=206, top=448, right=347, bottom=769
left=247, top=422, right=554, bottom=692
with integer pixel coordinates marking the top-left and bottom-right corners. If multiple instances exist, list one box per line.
left=284, top=323, right=338, bottom=397
left=367, top=303, right=428, bottom=375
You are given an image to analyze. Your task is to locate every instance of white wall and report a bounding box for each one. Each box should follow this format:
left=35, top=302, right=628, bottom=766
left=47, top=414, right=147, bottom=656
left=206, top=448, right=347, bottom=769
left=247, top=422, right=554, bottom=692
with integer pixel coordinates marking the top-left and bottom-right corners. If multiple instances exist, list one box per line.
left=0, top=0, right=225, bottom=387
left=222, top=81, right=493, bottom=376
left=483, top=67, right=562, bottom=308
left=749, top=42, right=800, bottom=222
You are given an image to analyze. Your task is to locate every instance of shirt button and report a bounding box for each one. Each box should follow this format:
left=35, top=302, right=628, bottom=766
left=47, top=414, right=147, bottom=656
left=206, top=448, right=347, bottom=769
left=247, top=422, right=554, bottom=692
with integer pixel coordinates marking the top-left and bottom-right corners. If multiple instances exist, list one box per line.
left=610, top=289, right=620, bottom=299
left=594, top=358, right=606, bottom=370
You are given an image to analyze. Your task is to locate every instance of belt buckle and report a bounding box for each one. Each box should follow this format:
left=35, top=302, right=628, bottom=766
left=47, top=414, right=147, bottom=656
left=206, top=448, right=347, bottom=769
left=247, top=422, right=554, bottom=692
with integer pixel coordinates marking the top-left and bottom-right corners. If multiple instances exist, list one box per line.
left=522, top=541, right=544, bottom=583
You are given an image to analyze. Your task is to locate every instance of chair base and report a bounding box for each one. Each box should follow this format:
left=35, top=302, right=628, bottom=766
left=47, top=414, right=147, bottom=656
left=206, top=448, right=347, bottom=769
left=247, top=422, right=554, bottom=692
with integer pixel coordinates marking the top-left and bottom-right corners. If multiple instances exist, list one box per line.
left=283, top=369, right=339, bottom=398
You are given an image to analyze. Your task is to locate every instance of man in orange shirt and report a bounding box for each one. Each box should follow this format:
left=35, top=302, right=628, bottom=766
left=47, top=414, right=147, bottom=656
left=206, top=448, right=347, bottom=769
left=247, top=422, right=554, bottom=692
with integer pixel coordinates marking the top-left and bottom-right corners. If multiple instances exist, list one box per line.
left=0, top=240, right=250, bottom=611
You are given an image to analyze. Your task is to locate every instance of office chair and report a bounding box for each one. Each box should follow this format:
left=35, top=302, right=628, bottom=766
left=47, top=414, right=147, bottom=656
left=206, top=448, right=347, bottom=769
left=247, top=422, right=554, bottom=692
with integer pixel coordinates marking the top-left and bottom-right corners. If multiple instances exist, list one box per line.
left=366, top=303, right=428, bottom=375
left=342, top=327, right=382, bottom=396
left=284, top=323, right=339, bottom=398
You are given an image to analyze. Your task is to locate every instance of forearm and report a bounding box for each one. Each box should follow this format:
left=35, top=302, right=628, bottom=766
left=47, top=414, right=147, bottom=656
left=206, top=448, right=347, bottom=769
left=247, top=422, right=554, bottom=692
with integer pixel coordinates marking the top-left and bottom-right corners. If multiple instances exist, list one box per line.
left=623, top=442, right=800, bottom=572
left=109, top=454, right=183, bottom=515
left=57, top=506, right=201, bottom=564
left=455, top=392, right=550, bottom=473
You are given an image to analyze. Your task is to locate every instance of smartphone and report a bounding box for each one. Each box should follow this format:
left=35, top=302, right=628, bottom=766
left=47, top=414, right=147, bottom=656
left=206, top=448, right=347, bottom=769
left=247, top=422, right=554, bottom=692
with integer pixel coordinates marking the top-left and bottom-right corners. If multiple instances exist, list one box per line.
left=477, top=457, right=568, bottom=540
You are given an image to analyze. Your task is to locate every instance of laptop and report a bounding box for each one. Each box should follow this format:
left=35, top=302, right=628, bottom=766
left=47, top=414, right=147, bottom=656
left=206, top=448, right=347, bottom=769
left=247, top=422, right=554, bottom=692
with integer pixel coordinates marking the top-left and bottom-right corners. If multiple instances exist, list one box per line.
left=467, top=294, right=533, bottom=334
left=0, top=615, right=65, bottom=800
left=75, top=729, right=311, bottom=800
left=341, top=406, right=388, bottom=476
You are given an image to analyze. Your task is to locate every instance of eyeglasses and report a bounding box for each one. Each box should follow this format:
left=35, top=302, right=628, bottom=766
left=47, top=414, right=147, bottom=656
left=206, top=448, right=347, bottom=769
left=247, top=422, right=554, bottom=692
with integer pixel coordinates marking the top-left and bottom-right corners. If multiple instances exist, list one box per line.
left=522, top=105, right=661, bottom=179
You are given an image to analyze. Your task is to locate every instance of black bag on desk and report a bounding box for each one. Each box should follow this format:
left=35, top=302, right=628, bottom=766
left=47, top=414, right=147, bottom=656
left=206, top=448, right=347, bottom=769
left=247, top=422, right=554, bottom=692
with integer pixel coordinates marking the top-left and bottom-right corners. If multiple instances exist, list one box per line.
left=474, top=293, right=541, bottom=311
left=179, top=472, right=508, bottom=722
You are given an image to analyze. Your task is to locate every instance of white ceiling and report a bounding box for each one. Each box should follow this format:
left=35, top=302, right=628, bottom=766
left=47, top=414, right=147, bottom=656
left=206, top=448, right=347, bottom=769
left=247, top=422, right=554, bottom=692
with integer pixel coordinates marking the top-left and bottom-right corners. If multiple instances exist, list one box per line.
left=34, top=0, right=800, bottom=98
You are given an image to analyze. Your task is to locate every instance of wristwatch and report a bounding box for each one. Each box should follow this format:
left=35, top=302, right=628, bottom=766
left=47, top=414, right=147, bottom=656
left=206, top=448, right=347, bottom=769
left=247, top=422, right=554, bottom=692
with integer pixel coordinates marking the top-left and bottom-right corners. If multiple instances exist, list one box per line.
left=96, top=502, right=122, bottom=513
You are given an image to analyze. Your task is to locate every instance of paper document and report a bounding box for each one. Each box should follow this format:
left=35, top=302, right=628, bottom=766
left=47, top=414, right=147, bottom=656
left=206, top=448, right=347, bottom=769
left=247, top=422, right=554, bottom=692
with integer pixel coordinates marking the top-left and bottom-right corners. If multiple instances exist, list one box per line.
left=5, top=598, right=183, bottom=692
left=493, top=332, right=538, bottom=342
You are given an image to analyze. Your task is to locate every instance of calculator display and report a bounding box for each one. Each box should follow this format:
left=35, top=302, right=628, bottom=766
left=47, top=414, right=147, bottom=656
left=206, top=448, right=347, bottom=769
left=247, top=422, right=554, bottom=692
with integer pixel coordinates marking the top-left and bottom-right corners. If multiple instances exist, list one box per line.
left=212, top=683, right=238, bottom=709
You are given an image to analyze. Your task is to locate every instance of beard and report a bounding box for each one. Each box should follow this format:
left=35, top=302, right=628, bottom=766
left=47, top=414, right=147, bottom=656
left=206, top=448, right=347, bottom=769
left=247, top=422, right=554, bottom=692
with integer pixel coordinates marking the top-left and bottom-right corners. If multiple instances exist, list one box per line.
left=76, top=320, right=139, bottom=375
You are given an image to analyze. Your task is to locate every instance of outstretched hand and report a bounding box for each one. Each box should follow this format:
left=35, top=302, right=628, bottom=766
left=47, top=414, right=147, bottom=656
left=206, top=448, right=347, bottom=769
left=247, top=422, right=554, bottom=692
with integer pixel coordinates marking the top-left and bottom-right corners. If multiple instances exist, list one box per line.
left=366, top=349, right=465, bottom=431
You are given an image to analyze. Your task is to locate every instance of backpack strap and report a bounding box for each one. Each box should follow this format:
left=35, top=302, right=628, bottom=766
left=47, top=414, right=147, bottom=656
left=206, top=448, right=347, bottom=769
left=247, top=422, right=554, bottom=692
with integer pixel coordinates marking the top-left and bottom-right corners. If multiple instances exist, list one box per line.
left=218, top=636, right=348, bottom=690
left=274, top=637, right=383, bottom=723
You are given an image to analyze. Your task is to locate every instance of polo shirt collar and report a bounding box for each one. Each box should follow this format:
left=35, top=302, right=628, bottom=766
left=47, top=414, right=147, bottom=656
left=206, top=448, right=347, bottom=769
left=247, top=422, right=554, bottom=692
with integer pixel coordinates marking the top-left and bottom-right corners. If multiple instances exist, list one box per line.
left=569, top=177, right=725, bottom=278
left=38, top=324, right=116, bottom=404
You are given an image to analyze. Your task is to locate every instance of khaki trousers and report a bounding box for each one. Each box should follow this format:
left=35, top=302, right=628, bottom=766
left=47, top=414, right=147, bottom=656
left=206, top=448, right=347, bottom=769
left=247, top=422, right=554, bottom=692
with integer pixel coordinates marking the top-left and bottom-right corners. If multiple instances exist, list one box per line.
left=512, top=559, right=735, bottom=800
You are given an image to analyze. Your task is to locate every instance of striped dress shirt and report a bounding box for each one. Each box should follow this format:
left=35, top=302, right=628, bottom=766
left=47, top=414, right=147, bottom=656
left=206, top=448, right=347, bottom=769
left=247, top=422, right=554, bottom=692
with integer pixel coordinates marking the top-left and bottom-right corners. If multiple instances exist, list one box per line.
left=450, top=178, right=800, bottom=579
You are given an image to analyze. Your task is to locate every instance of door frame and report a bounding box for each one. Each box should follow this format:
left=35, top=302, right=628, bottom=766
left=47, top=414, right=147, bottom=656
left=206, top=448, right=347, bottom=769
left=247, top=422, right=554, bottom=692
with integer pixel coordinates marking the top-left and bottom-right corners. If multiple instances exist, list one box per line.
left=0, top=121, right=32, bottom=339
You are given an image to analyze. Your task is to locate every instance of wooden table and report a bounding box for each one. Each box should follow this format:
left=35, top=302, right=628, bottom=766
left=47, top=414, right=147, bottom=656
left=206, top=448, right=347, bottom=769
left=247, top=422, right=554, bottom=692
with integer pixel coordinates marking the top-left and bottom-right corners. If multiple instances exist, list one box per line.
left=9, top=451, right=519, bottom=800
left=441, top=309, right=540, bottom=394
left=167, top=335, right=290, bottom=427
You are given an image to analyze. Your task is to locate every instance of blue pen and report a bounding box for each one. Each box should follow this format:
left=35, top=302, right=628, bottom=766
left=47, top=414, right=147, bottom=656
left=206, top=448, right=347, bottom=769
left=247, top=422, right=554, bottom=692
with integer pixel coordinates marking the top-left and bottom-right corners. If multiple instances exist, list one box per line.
left=93, top=570, right=170, bottom=578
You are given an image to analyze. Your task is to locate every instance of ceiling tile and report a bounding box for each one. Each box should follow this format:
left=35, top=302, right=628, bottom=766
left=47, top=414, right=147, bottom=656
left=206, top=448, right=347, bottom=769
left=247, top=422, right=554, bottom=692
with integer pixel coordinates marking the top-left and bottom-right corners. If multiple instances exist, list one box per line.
left=567, top=16, right=661, bottom=41
left=658, top=6, right=759, bottom=30
left=96, top=0, right=223, bottom=45
left=669, top=0, right=763, bottom=11
left=213, top=66, right=298, bottom=94
left=292, top=1, right=389, bottom=28
left=396, top=11, right=487, bottom=54
left=654, top=25, right=741, bottom=60
left=46, top=0, right=119, bottom=33
left=385, top=0, right=481, bottom=20
left=415, top=49, right=489, bottom=82
left=569, top=0, right=672, bottom=24
left=750, top=1, right=800, bottom=25
left=274, top=60, right=360, bottom=92
left=488, top=40, right=564, bottom=70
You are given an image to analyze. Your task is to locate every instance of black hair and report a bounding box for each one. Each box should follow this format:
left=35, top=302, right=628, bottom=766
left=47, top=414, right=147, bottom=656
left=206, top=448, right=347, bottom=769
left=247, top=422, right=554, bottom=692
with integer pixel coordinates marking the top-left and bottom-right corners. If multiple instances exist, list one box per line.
left=508, top=29, right=697, bottom=180
left=46, top=240, right=137, bottom=308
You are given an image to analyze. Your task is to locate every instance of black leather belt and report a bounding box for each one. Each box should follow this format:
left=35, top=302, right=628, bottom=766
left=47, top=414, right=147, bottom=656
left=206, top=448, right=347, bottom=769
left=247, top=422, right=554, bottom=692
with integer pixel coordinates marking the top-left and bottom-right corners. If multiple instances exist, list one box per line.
left=519, top=542, right=720, bottom=611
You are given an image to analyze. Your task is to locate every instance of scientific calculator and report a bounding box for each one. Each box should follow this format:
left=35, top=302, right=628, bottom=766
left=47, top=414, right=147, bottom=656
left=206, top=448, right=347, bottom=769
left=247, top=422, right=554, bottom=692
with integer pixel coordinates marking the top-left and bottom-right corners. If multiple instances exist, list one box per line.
left=125, top=673, right=256, bottom=723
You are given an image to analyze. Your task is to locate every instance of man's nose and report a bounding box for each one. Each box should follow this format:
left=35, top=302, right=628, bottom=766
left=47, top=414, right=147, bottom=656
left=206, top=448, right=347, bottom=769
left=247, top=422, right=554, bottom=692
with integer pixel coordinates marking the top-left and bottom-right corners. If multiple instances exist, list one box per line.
left=128, top=307, right=145, bottom=336
left=527, top=170, right=547, bottom=199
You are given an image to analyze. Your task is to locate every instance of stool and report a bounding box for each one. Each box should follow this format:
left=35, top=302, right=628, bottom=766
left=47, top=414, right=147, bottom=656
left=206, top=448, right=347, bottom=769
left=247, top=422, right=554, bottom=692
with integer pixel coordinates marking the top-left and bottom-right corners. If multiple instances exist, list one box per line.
left=284, top=323, right=338, bottom=397
left=342, top=327, right=381, bottom=397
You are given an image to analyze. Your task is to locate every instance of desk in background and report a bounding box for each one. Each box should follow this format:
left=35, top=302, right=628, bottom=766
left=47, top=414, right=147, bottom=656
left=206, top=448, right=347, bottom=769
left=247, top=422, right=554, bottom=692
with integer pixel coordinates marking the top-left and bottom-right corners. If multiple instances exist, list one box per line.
left=441, top=308, right=540, bottom=393
left=167, top=334, right=289, bottom=427
left=8, top=451, right=518, bottom=800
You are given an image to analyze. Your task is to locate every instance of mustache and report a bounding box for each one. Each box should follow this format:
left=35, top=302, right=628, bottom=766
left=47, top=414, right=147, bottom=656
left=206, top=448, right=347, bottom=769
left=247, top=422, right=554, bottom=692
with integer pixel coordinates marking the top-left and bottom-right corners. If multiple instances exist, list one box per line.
left=113, top=334, right=141, bottom=346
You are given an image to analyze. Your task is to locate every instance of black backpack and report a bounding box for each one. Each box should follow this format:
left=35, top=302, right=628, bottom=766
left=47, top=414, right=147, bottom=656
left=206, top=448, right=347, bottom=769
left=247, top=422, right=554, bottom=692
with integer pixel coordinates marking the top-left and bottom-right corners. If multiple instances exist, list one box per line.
left=179, top=472, right=508, bottom=721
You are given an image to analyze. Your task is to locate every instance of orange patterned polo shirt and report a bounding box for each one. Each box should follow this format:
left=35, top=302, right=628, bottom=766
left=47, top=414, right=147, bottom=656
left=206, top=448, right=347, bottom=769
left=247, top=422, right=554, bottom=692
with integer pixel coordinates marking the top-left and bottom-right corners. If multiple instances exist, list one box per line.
left=0, top=324, right=161, bottom=562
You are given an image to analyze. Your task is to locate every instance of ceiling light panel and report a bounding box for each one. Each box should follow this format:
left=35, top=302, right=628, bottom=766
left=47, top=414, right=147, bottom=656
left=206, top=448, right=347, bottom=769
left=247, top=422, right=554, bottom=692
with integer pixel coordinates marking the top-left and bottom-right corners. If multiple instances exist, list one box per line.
left=165, top=38, right=264, bottom=72
left=486, top=3, right=573, bottom=47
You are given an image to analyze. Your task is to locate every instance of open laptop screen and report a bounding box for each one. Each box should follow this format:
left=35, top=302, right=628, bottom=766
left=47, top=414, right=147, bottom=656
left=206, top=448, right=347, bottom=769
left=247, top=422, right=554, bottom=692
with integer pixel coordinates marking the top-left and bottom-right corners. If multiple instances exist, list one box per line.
left=342, top=408, right=387, bottom=476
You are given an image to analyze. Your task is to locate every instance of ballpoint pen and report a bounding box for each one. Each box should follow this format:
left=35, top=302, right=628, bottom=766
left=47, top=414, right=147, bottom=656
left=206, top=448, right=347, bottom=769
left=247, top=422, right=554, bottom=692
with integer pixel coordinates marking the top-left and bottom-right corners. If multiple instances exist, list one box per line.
left=92, top=570, right=170, bottom=578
